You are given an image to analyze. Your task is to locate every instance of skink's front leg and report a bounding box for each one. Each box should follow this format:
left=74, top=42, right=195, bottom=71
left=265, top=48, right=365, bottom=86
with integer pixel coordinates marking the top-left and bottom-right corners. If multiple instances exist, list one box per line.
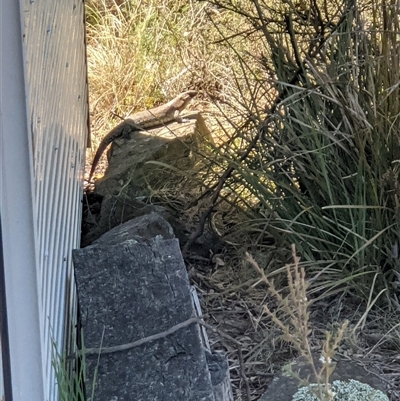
left=174, top=110, right=190, bottom=123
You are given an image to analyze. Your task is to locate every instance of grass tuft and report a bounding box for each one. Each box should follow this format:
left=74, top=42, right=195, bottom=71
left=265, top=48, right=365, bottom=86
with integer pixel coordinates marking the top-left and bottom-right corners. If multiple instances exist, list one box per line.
left=248, top=245, right=349, bottom=401
left=203, top=0, right=400, bottom=304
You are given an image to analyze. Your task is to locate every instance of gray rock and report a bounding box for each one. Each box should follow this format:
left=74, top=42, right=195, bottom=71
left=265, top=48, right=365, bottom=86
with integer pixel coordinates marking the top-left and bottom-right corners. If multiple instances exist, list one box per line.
left=72, top=214, right=231, bottom=401
left=91, top=211, right=175, bottom=246
left=259, top=356, right=387, bottom=401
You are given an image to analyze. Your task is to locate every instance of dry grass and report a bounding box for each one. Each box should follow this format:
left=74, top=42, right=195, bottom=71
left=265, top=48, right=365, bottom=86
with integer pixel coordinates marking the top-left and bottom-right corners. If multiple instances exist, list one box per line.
left=190, top=246, right=400, bottom=400
left=84, top=0, right=264, bottom=180
left=247, top=246, right=349, bottom=401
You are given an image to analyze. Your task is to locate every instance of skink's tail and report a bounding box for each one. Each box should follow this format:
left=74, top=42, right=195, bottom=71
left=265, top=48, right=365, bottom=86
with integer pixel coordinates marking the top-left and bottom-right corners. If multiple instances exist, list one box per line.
left=88, top=140, right=109, bottom=181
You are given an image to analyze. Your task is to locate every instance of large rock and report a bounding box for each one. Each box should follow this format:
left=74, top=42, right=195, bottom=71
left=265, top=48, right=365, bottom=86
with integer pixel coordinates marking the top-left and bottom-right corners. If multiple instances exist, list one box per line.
left=83, top=112, right=212, bottom=246
left=72, top=214, right=232, bottom=401
left=95, top=112, right=211, bottom=196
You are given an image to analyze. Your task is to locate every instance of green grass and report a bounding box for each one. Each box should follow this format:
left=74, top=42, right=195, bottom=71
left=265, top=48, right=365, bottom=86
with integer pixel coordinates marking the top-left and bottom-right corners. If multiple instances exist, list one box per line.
left=204, top=0, right=400, bottom=304
left=53, top=343, right=86, bottom=401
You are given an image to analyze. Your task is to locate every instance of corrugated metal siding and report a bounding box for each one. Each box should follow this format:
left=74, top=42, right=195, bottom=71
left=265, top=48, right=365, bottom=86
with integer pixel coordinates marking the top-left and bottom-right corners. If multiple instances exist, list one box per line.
left=0, top=340, right=3, bottom=401
left=21, top=0, right=88, bottom=400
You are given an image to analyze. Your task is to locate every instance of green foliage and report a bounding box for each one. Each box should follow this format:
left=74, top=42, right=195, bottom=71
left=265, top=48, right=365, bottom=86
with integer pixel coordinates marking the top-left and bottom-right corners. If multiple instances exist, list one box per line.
left=208, top=0, right=400, bottom=303
left=52, top=343, right=86, bottom=401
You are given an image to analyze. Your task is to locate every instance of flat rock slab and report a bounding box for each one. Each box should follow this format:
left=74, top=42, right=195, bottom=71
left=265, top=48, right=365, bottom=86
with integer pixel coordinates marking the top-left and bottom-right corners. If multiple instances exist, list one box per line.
left=95, top=111, right=211, bottom=197
left=72, top=215, right=220, bottom=401
left=260, top=356, right=387, bottom=401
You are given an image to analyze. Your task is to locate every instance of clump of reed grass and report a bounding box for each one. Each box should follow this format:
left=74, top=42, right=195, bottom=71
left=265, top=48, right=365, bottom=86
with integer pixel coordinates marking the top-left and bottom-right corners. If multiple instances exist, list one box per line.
left=204, top=0, right=400, bottom=304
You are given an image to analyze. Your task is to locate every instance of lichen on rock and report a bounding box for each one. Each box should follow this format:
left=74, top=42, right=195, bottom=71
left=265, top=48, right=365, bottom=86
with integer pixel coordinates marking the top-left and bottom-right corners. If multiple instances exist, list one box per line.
left=291, top=379, right=388, bottom=401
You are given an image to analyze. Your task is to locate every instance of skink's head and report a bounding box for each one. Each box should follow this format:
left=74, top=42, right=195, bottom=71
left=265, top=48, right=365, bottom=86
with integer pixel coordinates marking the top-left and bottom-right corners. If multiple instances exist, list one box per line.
left=182, top=90, right=198, bottom=98
left=176, top=90, right=198, bottom=111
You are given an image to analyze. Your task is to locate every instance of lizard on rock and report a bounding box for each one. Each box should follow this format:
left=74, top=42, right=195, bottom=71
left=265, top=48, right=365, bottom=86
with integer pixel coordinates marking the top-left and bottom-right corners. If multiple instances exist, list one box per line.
left=88, top=90, right=197, bottom=181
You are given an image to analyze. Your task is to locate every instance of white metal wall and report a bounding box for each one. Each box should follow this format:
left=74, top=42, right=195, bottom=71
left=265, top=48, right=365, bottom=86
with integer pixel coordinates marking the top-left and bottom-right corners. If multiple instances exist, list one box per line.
left=0, top=338, right=3, bottom=401
left=23, top=0, right=89, bottom=399
left=1, top=0, right=88, bottom=400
